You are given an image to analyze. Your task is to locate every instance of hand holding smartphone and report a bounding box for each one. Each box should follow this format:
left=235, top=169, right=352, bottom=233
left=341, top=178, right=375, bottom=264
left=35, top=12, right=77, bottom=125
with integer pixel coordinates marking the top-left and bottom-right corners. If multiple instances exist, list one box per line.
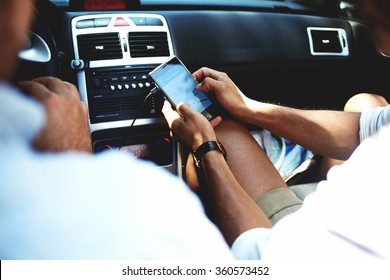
left=149, top=56, right=221, bottom=120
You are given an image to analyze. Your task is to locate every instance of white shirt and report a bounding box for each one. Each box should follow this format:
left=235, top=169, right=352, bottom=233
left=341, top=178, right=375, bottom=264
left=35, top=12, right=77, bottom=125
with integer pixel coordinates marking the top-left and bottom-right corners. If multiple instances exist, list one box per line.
left=232, top=105, right=390, bottom=260
left=0, top=82, right=233, bottom=260
left=359, top=105, right=390, bottom=142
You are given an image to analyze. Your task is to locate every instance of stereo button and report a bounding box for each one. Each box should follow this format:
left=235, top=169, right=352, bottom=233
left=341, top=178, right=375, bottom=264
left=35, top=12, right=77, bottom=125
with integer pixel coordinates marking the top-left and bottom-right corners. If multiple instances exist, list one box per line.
left=93, top=78, right=101, bottom=88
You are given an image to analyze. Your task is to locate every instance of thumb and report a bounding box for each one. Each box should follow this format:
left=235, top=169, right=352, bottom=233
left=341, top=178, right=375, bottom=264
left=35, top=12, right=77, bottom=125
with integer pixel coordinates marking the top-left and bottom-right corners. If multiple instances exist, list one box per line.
left=176, top=102, right=192, bottom=118
left=210, top=116, right=223, bottom=128
left=196, top=77, right=221, bottom=98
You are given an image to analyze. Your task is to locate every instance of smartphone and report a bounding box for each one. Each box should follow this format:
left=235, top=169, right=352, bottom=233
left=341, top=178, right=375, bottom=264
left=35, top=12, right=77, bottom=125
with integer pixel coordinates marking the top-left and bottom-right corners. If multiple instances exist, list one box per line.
left=149, top=56, right=220, bottom=120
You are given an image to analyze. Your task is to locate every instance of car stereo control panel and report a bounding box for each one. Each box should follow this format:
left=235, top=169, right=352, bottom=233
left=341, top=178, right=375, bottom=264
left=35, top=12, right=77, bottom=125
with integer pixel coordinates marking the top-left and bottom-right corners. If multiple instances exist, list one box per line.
left=71, top=13, right=174, bottom=130
left=70, top=14, right=179, bottom=174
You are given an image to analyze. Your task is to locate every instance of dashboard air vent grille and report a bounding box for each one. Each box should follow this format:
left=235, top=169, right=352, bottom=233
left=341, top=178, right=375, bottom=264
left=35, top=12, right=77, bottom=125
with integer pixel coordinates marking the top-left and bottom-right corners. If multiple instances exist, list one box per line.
left=307, top=27, right=349, bottom=56
left=94, top=95, right=144, bottom=116
left=77, top=32, right=122, bottom=61
left=128, top=32, right=169, bottom=58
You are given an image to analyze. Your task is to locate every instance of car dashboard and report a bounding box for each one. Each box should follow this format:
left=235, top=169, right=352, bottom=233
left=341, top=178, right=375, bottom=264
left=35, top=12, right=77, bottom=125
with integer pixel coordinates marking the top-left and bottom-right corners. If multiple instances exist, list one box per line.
left=19, top=0, right=390, bottom=179
left=69, top=13, right=179, bottom=174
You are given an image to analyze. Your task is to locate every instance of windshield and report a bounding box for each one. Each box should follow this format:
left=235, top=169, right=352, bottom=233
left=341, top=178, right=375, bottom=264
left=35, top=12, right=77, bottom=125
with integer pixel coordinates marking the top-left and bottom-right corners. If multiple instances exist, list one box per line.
left=50, top=0, right=327, bottom=10
left=51, top=0, right=368, bottom=19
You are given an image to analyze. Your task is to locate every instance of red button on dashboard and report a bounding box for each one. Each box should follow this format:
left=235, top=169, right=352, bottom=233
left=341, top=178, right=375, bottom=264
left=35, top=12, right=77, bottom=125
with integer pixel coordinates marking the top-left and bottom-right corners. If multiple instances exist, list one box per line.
left=114, top=17, right=129, bottom=26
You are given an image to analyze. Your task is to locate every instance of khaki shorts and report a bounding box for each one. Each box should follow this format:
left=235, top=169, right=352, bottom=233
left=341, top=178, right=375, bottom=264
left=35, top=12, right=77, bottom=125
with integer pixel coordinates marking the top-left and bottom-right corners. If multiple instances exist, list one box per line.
left=256, top=187, right=303, bottom=225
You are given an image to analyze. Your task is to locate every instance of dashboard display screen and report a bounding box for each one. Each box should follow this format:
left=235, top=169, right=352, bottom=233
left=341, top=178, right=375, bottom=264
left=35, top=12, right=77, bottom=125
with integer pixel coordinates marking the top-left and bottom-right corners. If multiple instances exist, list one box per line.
left=120, top=143, right=151, bottom=159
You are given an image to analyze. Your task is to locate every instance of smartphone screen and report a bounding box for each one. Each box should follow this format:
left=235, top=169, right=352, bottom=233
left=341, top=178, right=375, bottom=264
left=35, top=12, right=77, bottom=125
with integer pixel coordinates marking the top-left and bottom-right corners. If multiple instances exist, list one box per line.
left=149, top=56, right=215, bottom=120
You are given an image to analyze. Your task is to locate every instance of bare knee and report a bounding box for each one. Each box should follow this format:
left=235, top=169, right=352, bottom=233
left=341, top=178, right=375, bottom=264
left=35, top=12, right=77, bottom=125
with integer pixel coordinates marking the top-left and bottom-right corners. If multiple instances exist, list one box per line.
left=344, top=93, right=389, bottom=112
left=321, top=93, right=389, bottom=176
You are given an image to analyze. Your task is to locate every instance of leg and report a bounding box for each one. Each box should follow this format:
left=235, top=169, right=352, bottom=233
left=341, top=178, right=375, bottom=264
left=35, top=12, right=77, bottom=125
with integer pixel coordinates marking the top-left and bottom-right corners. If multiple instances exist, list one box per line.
left=186, top=118, right=288, bottom=201
left=343, top=93, right=388, bottom=112
left=320, top=93, right=389, bottom=177
left=215, top=119, right=289, bottom=200
left=185, top=118, right=303, bottom=225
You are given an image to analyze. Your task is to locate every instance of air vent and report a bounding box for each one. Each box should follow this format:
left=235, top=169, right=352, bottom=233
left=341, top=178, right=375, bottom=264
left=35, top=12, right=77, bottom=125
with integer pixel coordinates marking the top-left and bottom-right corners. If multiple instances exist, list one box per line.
left=307, top=27, right=349, bottom=56
left=90, top=94, right=161, bottom=123
left=91, top=95, right=145, bottom=122
left=94, top=96, right=144, bottom=115
left=128, top=32, right=169, bottom=58
left=77, top=32, right=122, bottom=61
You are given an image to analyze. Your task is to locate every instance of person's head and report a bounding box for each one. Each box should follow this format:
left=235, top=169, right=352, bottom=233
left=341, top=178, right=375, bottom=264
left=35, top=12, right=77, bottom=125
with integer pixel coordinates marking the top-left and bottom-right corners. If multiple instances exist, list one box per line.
left=0, top=0, right=36, bottom=81
left=362, top=0, right=390, bottom=55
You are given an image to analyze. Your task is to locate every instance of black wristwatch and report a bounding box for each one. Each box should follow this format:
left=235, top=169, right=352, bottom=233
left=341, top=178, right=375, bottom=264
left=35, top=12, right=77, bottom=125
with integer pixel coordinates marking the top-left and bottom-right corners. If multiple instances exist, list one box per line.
left=193, top=141, right=227, bottom=168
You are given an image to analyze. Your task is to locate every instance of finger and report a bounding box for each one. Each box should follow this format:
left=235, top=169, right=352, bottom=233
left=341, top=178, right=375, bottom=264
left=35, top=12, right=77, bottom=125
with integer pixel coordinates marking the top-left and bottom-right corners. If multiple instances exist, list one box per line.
left=196, top=76, right=226, bottom=96
left=63, top=81, right=81, bottom=100
left=162, top=100, right=180, bottom=126
left=210, top=116, right=223, bottom=128
left=32, top=77, right=64, bottom=91
left=193, top=67, right=225, bottom=82
left=175, top=102, right=194, bottom=120
left=18, top=80, right=52, bottom=101
left=33, top=77, right=79, bottom=99
left=81, top=101, right=89, bottom=116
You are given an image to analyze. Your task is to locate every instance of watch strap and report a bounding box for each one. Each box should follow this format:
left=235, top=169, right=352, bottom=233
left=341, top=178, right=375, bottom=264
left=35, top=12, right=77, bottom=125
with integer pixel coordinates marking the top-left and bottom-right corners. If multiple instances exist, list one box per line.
left=193, top=141, right=227, bottom=168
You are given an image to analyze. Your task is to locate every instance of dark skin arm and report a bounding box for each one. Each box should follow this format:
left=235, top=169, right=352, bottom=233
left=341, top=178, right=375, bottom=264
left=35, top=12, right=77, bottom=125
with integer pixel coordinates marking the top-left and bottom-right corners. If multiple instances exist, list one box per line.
left=162, top=101, right=271, bottom=245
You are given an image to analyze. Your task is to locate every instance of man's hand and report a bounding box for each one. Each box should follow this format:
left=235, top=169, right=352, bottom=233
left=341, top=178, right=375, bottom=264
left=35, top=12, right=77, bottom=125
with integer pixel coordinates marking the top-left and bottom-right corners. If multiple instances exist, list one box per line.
left=162, top=100, right=221, bottom=151
left=19, top=77, right=92, bottom=153
left=193, top=67, right=257, bottom=123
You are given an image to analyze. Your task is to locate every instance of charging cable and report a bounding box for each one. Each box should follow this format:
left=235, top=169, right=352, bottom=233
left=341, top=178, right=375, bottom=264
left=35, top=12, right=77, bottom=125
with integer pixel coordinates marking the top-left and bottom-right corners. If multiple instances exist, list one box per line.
left=129, top=86, right=159, bottom=128
left=119, top=86, right=159, bottom=148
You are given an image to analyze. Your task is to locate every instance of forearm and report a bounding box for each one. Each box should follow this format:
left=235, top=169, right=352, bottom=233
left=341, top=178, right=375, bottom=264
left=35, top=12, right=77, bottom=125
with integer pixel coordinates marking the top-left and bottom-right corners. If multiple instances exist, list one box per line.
left=244, top=100, right=361, bottom=160
left=200, top=150, right=271, bottom=246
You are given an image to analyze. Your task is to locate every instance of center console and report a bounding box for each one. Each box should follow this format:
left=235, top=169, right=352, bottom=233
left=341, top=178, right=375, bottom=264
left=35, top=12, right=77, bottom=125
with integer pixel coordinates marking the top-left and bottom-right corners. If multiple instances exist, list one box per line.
left=70, top=13, right=181, bottom=176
